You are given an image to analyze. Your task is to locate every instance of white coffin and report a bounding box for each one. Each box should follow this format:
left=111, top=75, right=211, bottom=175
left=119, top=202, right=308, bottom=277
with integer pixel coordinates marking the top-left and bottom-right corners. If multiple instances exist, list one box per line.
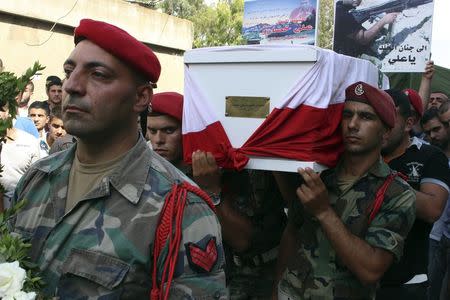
left=184, top=45, right=386, bottom=172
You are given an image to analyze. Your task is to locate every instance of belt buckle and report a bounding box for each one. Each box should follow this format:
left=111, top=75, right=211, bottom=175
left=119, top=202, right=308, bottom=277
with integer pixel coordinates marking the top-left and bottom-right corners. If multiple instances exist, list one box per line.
left=233, top=255, right=243, bottom=267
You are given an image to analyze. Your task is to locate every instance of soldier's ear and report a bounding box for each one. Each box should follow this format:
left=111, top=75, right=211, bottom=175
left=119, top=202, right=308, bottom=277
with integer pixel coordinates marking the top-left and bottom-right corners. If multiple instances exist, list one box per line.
left=381, top=126, right=392, bottom=144
left=133, top=84, right=152, bottom=114
left=404, top=116, right=415, bottom=133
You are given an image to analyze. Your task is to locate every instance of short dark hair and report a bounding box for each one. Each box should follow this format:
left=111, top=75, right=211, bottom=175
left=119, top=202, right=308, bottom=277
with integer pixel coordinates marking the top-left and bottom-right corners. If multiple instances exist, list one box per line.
left=421, top=107, right=440, bottom=127
left=46, top=76, right=62, bottom=91
left=431, top=90, right=448, bottom=96
left=49, top=105, right=63, bottom=122
left=385, top=89, right=412, bottom=119
left=28, top=101, right=50, bottom=116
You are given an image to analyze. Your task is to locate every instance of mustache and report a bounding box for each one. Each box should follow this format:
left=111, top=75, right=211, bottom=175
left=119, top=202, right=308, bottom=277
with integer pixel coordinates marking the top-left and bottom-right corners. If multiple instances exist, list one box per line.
left=63, top=95, right=90, bottom=112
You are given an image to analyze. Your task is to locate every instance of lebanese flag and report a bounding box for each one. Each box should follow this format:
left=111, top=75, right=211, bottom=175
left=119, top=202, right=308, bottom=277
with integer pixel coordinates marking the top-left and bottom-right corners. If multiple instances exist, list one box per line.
left=183, top=46, right=387, bottom=171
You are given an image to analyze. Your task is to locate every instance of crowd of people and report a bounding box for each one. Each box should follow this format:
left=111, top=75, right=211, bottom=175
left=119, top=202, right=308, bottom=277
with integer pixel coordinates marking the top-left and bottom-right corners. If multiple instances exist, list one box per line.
left=1, top=18, right=449, bottom=300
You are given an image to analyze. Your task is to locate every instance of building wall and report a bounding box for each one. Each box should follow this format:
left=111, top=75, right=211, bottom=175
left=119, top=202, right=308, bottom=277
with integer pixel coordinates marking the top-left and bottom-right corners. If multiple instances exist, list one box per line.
left=0, top=0, right=192, bottom=101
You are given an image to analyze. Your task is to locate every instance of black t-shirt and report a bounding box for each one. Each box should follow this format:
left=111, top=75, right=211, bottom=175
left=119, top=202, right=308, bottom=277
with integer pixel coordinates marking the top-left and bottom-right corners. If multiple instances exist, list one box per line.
left=381, top=138, right=450, bottom=285
left=333, top=1, right=365, bottom=57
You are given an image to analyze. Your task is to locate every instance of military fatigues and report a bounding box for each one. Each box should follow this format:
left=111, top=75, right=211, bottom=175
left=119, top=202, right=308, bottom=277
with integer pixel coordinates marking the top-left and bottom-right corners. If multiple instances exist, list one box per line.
left=222, top=170, right=287, bottom=300
left=10, top=137, right=227, bottom=299
left=279, top=159, right=416, bottom=300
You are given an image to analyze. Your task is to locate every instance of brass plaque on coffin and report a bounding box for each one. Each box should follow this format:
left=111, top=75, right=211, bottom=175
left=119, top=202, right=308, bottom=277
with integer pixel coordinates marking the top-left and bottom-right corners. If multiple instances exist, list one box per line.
left=225, top=96, right=270, bottom=118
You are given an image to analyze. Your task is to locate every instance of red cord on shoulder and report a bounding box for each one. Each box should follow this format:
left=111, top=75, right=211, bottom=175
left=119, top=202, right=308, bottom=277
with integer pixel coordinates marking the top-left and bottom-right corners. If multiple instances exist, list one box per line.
left=150, top=182, right=216, bottom=300
left=368, top=172, right=406, bottom=224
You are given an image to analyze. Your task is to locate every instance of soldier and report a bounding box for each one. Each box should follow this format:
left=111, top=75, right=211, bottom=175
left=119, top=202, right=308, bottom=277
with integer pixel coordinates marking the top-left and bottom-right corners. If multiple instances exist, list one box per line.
left=10, top=19, right=227, bottom=299
left=147, top=92, right=287, bottom=299
left=275, top=81, right=416, bottom=299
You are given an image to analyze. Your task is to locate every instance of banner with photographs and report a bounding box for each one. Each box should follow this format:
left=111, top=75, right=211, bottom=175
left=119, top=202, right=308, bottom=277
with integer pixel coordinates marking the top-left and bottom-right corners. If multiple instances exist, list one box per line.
left=242, top=0, right=318, bottom=45
left=333, top=0, right=434, bottom=73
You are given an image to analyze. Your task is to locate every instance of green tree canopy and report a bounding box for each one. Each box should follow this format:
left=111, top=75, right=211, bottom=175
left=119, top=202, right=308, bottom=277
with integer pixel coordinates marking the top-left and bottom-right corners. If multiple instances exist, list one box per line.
left=153, top=0, right=244, bottom=48
left=317, top=0, right=334, bottom=49
left=191, top=0, right=244, bottom=48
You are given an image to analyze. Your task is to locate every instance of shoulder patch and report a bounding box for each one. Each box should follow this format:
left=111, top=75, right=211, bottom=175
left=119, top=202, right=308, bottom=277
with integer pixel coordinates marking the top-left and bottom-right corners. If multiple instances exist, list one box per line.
left=185, top=237, right=218, bottom=273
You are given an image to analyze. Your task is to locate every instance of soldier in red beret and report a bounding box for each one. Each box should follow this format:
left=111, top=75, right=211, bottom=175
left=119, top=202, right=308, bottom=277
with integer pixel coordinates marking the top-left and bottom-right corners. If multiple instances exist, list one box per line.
left=10, top=19, right=227, bottom=299
left=146, top=92, right=184, bottom=167
left=275, top=81, right=416, bottom=299
left=147, top=92, right=287, bottom=299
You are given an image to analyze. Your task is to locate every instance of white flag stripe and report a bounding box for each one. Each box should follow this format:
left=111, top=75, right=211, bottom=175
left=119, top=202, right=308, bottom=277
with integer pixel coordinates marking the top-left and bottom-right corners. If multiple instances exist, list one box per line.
left=183, top=65, right=219, bottom=134
left=183, top=46, right=389, bottom=134
left=280, top=48, right=385, bottom=109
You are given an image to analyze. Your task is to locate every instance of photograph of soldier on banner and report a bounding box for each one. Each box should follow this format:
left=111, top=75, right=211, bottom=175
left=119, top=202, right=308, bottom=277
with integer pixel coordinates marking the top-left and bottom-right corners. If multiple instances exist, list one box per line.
left=333, top=0, right=434, bottom=73
left=242, top=0, right=319, bottom=45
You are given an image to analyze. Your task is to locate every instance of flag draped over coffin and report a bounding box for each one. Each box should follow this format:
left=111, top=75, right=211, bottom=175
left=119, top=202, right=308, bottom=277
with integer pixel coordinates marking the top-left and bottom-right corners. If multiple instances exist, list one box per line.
left=183, top=46, right=388, bottom=171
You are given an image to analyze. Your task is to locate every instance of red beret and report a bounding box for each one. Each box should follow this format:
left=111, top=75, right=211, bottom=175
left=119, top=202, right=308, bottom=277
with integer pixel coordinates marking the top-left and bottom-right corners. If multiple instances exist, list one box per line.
left=150, top=92, right=183, bottom=122
left=345, top=81, right=396, bottom=128
left=403, top=88, right=423, bottom=117
left=74, top=19, right=161, bottom=84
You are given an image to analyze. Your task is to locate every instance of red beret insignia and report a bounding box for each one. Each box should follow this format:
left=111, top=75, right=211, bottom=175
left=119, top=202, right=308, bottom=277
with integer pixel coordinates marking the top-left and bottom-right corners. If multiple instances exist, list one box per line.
left=355, top=83, right=364, bottom=96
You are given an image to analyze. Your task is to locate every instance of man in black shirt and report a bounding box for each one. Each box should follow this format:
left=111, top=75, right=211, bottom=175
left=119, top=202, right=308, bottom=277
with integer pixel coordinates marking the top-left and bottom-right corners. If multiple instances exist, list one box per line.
left=378, top=89, right=450, bottom=299
left=333, top=0, right=398, bottom=57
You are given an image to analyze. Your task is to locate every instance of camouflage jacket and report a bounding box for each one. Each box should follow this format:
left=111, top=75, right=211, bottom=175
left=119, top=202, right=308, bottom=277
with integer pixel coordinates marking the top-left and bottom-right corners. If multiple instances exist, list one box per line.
left=221, top=170, right=287, bottom=265
left=10, top=137, right=227, bottom=299
left=279, top=159, right=416, bottom=300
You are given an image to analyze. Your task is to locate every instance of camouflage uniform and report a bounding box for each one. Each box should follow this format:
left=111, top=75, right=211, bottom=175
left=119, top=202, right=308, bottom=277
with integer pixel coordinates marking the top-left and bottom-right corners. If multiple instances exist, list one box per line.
left=222, top=170, right=287, bottom=300
left=279, top=159, right=416, bottom=300
left=10, top=137, right=228, bottom=299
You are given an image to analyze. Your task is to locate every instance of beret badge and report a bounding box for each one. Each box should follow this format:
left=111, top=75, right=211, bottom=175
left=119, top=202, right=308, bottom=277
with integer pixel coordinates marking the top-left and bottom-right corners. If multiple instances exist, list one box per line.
left=355, top=83, right=364, bottom=96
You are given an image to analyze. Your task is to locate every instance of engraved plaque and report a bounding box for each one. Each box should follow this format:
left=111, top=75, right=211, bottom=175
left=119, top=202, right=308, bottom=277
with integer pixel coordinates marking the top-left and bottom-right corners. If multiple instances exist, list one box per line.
left=225, top=96, right=270, bottom=118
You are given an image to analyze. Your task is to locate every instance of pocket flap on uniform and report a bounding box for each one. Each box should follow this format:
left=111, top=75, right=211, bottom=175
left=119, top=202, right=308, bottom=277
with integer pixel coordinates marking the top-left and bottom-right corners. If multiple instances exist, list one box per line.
left=62, top=248, right=130, bottom=289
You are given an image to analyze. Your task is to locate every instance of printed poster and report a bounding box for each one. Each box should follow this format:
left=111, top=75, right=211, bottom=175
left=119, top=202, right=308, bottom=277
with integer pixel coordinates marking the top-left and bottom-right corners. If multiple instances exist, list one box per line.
left=333, top=0, right=434, bottom=72
left=243, top=0, right=319, bottom=45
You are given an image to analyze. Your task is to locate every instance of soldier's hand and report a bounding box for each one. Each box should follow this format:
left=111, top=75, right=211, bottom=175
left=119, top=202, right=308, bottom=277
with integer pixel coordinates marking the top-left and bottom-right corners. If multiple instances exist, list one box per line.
left=381, top=12, right=398, bottom=25
left=422, top=60, right=434, bottom=80
left=296, top=168, right=330, bottom=218
left=192, top=150, right=221, bottom=194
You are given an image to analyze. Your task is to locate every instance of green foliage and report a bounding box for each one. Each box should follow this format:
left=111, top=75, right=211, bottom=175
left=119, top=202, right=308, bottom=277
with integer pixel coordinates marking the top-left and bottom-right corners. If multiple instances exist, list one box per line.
left=155, top=0, right=244, bottom=48
left=317, top=0, right=334, bottom=49
left=158, top=0, right=206, bottom=19
left=191, top=0, right=244, bottom=48
left=0, top=62, right=46, bottom=297
left=0, top=62, right=45, bottom=140
left=0, top=200, right=45, bottom=294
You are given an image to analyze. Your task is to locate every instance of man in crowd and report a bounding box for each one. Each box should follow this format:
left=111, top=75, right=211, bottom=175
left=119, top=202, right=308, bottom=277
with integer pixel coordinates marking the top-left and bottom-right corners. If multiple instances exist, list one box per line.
left=418, top=60, right=449, bottom=111
left=16, top=81, right=34, bottom=117
left=28, top=100, right=50, bottom=157
left=421, top=104, right=450, bottom=299
left=10, top=19, right=227, bottom=298
left=428, top=92, right=449, bottom=110
left=44, top=75, right=63, bottom=110
left=275, top=82, right=415, bottom=299
left=404, top=88, right=425, bottom=138
left=334, top=0, right=398, bottom=57
left=46, top=106, right=66, bottom=148
left=0, top=102, right=40, bottom=211
left=378, top=90, right=450, bottom=299
left=147, top=92, right=287, bottom=299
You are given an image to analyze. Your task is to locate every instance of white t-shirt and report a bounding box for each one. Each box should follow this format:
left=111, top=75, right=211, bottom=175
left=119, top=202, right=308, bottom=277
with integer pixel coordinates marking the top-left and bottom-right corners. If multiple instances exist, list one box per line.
left=1, top=128, right=40, bottom=208
left=17, top=106, right=29, bottom=118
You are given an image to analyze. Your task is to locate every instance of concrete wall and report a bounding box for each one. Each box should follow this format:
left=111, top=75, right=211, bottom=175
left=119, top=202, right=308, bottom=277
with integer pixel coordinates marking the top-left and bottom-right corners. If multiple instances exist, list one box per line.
left=0, top=0, right=193, bottom=101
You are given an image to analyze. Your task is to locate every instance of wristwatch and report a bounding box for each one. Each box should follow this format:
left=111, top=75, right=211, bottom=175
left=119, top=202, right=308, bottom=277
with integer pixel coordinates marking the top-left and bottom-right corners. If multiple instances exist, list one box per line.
left=208, top=191, right=222, bottom=206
